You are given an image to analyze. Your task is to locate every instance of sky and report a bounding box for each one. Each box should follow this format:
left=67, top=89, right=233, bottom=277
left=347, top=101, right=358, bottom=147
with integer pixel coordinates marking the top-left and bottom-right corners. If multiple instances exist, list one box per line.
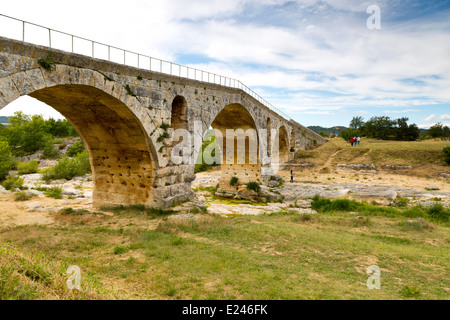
left=1, top=0, right=449, bottom=128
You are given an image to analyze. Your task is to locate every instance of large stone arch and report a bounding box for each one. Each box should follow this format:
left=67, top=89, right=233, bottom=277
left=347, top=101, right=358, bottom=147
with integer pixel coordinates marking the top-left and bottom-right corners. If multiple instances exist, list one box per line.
left=208, top=103, right=261, bottom=188
left=0, top=66, right=159, bottom=208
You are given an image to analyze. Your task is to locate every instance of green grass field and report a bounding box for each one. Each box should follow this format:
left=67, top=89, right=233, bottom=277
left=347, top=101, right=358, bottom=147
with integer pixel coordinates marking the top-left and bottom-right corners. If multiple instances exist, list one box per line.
left=1, top=204, right=448, bottom=300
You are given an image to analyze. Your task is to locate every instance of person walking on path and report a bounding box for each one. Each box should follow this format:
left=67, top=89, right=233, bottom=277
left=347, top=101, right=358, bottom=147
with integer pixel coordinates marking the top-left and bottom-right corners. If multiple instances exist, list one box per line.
left=290, top=170, right=294, bottom=183
left=357, top=136, right=361, bottom=145
left=350, top=137, right=354, bottom=146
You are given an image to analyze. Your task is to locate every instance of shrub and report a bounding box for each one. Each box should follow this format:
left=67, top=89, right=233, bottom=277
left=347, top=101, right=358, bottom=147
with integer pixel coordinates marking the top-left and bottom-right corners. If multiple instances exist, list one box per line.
left=425, top=203, right=449, bottom=222
left=42, top=144, right=59, bottom=159
left=14, top=191, right=33, bottom=201
left=41, top=150, right=91, bottom=182
left=113, top=245, right=128, bottom=255
left=0, top=141, right=14, bottom=181
left=66, top=141, right=85, bottom=157
left=311, top=196, right=360, bottom=212
left=1, top=175, right=24, bottom=191
left=44, top=187, right=62, bottom=199
left=400, top=207, right=428, bottom=219
left=246, top=181, right=260, bottom=193
left=393, top=197, right=409, bottom=208
left=38, top=56, right=56, bottom=71
left=443, top=146, right=450, bottom=165
left=400, top=285, right=420, bottom=298
left=230, top=176, right=239, bottom=186
left=17, top=160, right=39, bottom=175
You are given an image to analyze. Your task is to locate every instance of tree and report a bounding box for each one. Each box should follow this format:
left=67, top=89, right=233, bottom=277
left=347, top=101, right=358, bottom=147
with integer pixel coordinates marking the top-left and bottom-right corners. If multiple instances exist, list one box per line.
left=395, top=117, right=419, bottom=141
left=429, top=123, right=444, bottom=138
left=428, top=123, right=449, bottom=138
left=349, top=116, right=364, bottom=130
left=339, top=128, right=361, bottom=142
left=46, top=118, right=78, bottom=137
left=5, top=111, right=55, bottom=156
left=0, top=140, right=14, bottom=181
left=363, top=116, right=395, bottom=139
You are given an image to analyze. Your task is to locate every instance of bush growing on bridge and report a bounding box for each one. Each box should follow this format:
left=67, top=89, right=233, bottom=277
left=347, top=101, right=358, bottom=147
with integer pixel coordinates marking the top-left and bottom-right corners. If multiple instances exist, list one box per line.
left=246, top=181, right=260, bottom=193
left=230, top=177, right=239, bottom=186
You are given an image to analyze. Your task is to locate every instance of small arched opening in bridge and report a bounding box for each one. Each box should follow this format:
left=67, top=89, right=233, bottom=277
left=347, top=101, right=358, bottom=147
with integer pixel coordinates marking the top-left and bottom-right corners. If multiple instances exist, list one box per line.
left=170, top=95, right=189, bottom=155
left=275, top=125, right=290, bottom=164
left=171, top=96, right=188, bottom=131
left=208, top=103, right=260, bottom=189
left=0, top=85, right=157, bottom=208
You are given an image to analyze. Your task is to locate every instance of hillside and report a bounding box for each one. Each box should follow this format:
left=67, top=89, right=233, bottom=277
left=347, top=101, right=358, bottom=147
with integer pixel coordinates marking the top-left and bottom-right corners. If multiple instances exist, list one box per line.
left=307, top=125, right=347, bottom=135
left=291, top=137, right=450, bottom=180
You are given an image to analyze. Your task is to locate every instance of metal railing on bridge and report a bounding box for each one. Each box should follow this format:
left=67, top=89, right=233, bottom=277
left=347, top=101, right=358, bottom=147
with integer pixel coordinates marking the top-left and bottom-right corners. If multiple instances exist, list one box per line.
left=0, top=14, right=291, bottom=121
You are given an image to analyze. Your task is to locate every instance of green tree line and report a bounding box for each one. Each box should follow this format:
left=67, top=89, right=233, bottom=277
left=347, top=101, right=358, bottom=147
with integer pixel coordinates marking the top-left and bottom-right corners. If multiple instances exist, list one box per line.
left=340, top=116, right=420, bottom=141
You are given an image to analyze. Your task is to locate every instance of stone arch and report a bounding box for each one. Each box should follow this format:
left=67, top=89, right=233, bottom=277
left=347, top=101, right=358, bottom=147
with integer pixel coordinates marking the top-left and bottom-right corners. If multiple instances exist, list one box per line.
left=276, top=125, right=290, bottom=163
left=209, top=103, right=261, bottom=188
left=171, top=95, right=188, bottom=131
left=0, top=68, right=158, bottom=208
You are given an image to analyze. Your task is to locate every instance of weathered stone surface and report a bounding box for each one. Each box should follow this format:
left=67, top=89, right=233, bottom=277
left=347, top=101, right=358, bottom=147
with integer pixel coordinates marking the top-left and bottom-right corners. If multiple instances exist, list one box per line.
left=0, top=36, right=324, bottom=208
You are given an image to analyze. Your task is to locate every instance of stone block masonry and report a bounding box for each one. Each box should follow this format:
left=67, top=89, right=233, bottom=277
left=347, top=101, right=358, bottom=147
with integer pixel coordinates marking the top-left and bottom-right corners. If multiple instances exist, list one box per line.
left=0, top=36, right=326, bottom=208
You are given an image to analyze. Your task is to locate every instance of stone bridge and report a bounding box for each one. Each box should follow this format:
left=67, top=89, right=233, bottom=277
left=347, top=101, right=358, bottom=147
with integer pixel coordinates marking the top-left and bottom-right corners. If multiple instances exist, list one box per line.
left=0, top=36, right=326, bottom=208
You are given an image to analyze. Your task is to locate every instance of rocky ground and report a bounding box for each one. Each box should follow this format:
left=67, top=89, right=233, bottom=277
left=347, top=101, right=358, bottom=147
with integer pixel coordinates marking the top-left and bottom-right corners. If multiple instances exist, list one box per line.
left=0, top=161, right=449, bottom=228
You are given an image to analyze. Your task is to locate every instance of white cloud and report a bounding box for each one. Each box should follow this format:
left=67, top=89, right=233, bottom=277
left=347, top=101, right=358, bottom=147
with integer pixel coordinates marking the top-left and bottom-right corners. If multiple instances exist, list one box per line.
left=440, top=114, right=450, bottom=120
left=423, top=114, right=437, bottom=122
left=1, top=0, right=449, bottom=126
left=384, top=109, right=420, bottom=114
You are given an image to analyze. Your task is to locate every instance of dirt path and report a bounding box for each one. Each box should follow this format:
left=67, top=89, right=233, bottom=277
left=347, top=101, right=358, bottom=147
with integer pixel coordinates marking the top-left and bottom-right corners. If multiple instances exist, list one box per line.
left=320, top=149, right=342, bottom=171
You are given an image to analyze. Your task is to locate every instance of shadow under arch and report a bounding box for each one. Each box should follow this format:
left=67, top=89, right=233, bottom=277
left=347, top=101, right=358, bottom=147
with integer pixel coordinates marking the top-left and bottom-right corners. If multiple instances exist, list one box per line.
left=208, top=103, right=261, bottom=188
left=277, top=125, right=290, bottom=163
left=4, top=84, right=157, bottom=208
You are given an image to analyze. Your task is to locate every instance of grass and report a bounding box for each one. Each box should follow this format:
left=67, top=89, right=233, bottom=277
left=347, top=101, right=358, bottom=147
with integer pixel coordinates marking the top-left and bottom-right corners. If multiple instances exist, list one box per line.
left=311, top=196, right=449, bottom=224
left=100, top=204, right=175, bottom=217
left=0, top=241, right=105, bottom=299
left=293, top=138, right=450, bottom=178
left=0, top=200, right=448, bottom=300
